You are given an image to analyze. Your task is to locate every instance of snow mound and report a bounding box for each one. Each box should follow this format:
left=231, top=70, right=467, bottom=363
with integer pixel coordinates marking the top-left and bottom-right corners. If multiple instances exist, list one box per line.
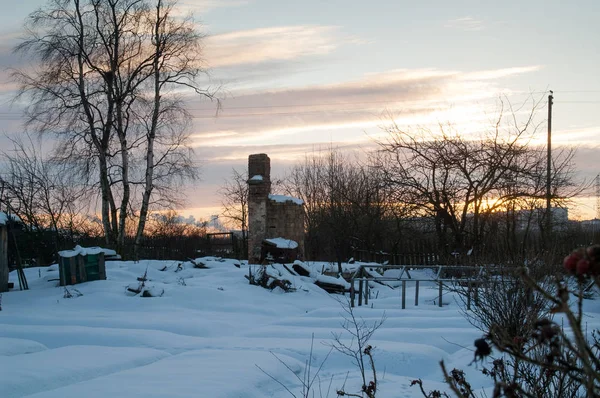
left=0, top=337, right=47, bottom=356
left=0, top=256, right=539, bottom=397
left=0, top=345, right=168, bottom=398
left=26, top=350, right=305, bottom=398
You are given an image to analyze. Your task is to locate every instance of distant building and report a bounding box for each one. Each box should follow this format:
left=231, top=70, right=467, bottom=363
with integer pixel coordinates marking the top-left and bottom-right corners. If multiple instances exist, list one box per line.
left=511, top=207, right=569, bottom=232
left=580, top=218, right=600, bottom=232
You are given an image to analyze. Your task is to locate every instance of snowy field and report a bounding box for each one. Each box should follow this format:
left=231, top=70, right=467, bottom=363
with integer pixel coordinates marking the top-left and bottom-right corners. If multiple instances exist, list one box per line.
left=2, top=257, right=599, bottom=397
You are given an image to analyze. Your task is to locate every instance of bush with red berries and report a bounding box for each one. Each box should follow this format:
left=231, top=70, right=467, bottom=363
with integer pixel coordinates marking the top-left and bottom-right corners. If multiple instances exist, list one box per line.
left=414, top=248, right=600, bottom=397
left=563, top=244, right=600, bottom=277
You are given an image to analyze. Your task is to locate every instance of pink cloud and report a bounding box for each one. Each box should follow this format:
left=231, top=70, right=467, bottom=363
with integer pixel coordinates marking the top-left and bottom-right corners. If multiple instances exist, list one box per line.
left=205, top=25, right=345, bottom=68
left=186, top=66, right=544, bottom=158
left=445, top=17, right=485, bottom=31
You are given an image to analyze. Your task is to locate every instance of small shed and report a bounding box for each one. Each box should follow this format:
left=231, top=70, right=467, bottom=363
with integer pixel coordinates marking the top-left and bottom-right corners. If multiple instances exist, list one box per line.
left=261, top=238, right=299, bottom=264
left=57, top=246, right=111, bottom=286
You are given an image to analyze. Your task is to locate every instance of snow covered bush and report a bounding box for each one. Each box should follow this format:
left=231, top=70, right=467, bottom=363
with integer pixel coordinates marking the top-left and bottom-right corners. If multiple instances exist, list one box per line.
left=417, top=249, right=600, bottom=397
left=331, top=301, right=385, bottom=398
left=452, top=265, right=553, bottom=353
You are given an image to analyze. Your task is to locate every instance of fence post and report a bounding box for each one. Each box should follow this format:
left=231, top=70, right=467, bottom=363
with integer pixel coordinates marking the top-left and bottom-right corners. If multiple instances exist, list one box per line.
left=350, top=280, right=355, bottom=308
left=438, top=282, right=443, bottom=307
left=365, top=281, right=369, bottom=306
left=467, top=282, right=471, bottom=311
left=401, top=280, right=406, bottom=309
left=415, top=280, right=419, bottom=306
left=358, top=279, right=363, bottom=307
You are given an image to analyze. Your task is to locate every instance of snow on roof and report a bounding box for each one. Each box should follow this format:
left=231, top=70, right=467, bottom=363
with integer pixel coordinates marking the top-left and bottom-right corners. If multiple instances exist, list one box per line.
left=249, top=175, right=263, bottom=181
left=0, top=212, right=21, bottom=226
left=268, top=194, right=304, bottom=205
left=58, top=245, right=118, bottom=258
left=264, top=238, right=298, bottom=249
left=315, top=273, right=351, bottom=289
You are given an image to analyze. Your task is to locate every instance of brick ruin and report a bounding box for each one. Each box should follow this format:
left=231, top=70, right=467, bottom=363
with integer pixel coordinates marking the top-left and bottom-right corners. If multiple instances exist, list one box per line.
left=247, top=154, right=304, bottom=264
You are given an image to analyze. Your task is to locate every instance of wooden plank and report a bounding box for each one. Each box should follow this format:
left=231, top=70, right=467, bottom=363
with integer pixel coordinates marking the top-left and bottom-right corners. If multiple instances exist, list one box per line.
left=59, top=257, right=65, bottom=286
left=401, top=280, right=406, bottom=309
left=70, top=256, right=77, bottom=285
left=358, top=279, right=363, bottom=306
left=314, top=280, right=346, bottom=294
left=98, top=252, right=106, bottom=280
left=78, top=255, right=87, bottom=283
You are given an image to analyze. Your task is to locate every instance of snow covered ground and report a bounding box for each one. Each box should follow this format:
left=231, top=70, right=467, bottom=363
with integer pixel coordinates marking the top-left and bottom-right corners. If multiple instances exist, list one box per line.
left=2, top=257, right=598, bottom=397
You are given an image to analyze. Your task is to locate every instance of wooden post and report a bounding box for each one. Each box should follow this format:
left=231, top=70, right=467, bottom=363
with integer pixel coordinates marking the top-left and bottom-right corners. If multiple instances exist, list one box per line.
left=438, top=282, right=443, bottom=307
left=415, top=280, right=419, bottom=306
left=358, top=279, right=363, bottom=306
left=401, top=280, right=406, bottom=309
left=350, top=280, right=355, bottom=307
left=59, top=257, right=65, bottom=286
left=467, top=282, right=471, bottom=311
left=365, top=280, right=369, bottom=306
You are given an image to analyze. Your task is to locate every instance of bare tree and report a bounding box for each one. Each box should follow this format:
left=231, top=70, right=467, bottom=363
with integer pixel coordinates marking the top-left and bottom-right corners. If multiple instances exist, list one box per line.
left=283, top=148, right=398, bottom=269
left=132, top=0, right=212, bottom=258
left=218, top=168, right=249, bottom=257
left=0, top=134, right=89, bottom=256
left=283, top=148, right=357, bottom=273
left=13, top=0, right=217, bottom=257
left=376, top=97, right=579, bottom=259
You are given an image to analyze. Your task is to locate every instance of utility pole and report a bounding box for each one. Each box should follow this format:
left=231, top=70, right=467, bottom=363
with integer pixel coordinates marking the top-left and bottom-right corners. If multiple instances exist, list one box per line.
left=596, top=174, right=600, bottom=220
left=594, top=174, right=600, bottom=244
left=546, top=90, right=553, bottom=237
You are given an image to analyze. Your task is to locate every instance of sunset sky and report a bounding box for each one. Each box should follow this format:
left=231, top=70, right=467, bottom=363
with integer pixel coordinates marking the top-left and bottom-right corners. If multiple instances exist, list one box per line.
left=1, top=0, right=599, bottom=221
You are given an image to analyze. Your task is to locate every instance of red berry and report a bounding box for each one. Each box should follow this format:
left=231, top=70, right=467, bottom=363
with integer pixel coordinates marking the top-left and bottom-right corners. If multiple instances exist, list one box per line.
left=587, top=245, right=600, bottom=261
left=564, top=253, right=580, bottom=273
left=576, top=259, right=590, bottom=275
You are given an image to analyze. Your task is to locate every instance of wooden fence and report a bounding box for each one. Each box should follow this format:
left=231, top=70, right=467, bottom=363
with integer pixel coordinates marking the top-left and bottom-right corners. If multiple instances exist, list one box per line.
left=350, top=264, right=490, bottom=310
left=75, top=234, right=246, bottom=261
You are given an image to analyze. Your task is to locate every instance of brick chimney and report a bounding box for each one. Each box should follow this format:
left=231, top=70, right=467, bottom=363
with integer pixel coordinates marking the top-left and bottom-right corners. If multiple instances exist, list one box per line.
left=247, top=154, right=271, bottom=263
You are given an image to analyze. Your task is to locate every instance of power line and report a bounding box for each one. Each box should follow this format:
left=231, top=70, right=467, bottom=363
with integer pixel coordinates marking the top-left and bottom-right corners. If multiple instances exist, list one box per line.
left=555, top=101, right=600, bottom=104
left=0, top=93, right=598, bottom=121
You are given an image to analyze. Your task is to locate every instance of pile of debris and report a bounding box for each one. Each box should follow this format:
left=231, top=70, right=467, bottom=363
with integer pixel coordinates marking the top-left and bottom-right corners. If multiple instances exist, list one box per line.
left=126, top=267, right=164, bottom=297
left=247, top=260, right=351, bottom=294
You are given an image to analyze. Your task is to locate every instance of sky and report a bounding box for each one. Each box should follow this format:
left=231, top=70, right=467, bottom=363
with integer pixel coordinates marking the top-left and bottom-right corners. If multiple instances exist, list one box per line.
left=1, top=0, right=600, bottom=220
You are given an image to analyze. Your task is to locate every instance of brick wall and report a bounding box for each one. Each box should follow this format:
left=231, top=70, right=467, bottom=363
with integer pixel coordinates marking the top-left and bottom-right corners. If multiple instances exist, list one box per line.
left=267, top=200, right=305, bottom=259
